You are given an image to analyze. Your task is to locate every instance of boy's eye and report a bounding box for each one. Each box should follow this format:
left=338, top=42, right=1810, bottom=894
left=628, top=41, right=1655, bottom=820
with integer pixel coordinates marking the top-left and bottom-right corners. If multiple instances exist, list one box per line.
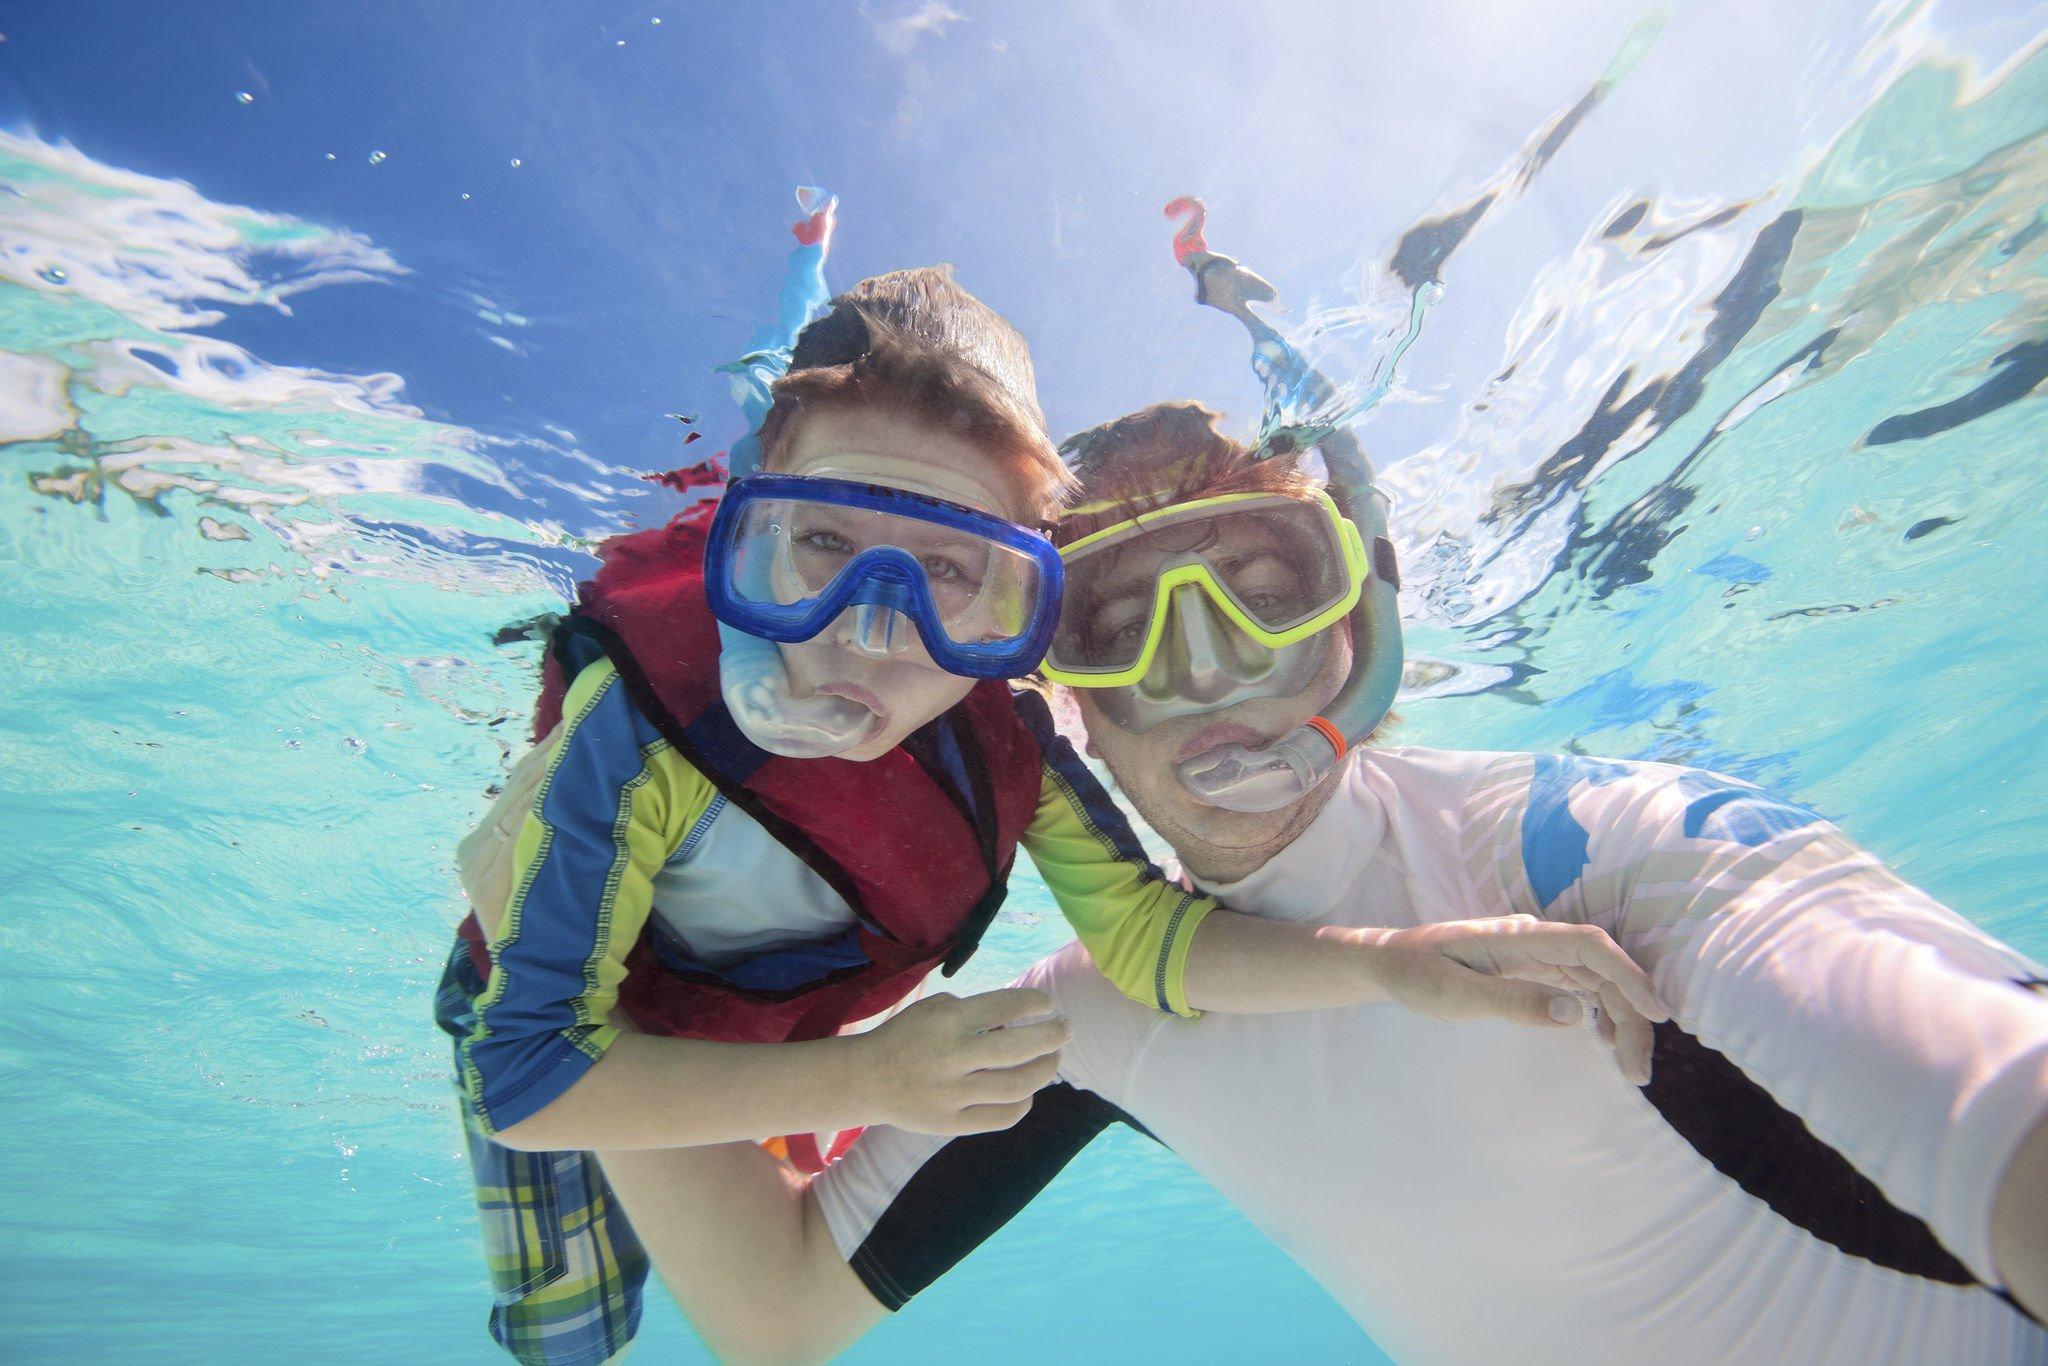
left=920, top=553, right=972, bottom=584
left=794, top=529, right=855, bottom=555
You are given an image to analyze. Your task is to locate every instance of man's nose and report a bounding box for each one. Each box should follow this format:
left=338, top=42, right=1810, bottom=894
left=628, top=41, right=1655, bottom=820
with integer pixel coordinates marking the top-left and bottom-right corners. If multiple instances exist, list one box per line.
left=1138, top=583, right=1273, bottom=703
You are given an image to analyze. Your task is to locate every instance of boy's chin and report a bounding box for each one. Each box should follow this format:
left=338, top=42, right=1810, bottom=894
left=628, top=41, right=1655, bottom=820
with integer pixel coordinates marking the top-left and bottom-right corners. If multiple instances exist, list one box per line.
left=836, top=727, right=903, bottom=763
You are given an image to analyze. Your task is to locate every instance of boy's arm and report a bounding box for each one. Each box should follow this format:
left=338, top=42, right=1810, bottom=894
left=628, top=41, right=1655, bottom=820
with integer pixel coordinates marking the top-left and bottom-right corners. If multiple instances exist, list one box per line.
left=1017, top=694, right=1660, bottom=1036
left=468, top=662, right=1066, bottom=1152
left=461, top=659, right=874, bottom=1151
left=1019, top=708, right=1211, bottom=1017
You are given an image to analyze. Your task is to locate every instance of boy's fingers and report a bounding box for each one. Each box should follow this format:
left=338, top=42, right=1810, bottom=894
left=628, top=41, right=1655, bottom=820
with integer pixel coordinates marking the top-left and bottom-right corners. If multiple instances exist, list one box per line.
left=1452, top=970, right=1578, bottom=1028
left=1574, top=934, right=1669, bottom=1023
left=1615, top=1016, right=1655, bottom=1086
left=959, top=988, right=1057, bottom=1032
left=1518, top=924, right=1669, bottom=1023
left=967, top=1052, right=1061, bottom=1104
left=974, top=1017, right=1070, bottom=1067
left=955, top=1098, right=1034, bottom=1134
left=1597, top=980, right=1656, bottom=1084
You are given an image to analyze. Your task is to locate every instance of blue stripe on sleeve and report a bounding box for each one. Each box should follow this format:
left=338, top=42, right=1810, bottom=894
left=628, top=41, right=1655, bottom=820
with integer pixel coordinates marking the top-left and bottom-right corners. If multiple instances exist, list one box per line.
left=1012, top=688, right=1163, bottom=876
left=464, top=673, right=665, bottom=1131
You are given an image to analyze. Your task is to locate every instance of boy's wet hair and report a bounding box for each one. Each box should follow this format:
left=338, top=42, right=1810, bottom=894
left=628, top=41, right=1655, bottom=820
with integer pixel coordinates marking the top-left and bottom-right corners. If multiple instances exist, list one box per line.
left=758, top=266, right=1072, bottom=518
left=1054, top=401, right=1318, bottom=546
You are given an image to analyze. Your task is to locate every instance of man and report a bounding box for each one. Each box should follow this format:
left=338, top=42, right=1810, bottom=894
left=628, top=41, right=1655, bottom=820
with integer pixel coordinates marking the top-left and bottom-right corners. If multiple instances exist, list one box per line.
left=804, top=254, right=2048, bottom=1364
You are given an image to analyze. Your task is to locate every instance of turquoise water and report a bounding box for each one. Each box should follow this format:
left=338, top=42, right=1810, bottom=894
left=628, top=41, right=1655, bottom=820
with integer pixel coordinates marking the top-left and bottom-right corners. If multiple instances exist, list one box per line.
left=4, top=5, right=2048, bottom=1363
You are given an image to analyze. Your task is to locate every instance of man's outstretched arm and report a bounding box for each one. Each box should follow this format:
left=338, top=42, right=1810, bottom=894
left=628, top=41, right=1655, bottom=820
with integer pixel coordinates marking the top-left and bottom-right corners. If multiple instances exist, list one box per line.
left=1992, top=1078, right=2048, bottom=1321
left=1474, top=756, right=2048, bottom=1315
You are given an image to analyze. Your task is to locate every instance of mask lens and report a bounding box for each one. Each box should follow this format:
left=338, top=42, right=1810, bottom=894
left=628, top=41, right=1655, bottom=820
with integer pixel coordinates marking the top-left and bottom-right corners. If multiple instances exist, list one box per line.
left=1050, top=495, right=1351, bottom=677
left=1207, top=497, right=1349, bottom=632
left=721, top=492, right=1044, bottom=647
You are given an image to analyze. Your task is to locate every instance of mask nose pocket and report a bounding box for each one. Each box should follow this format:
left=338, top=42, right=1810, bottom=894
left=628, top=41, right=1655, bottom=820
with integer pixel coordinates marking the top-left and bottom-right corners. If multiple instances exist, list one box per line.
left=1147, top=583, right=1274, bottom=703
left=845, top=602, right=912, bottom=657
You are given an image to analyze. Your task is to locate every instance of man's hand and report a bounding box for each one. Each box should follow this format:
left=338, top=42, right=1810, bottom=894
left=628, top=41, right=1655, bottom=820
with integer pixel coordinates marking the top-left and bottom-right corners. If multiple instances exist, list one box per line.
left=1364, top=916, right=1669, bottom=1084
left=853, top=989, right=1071, bottom=1135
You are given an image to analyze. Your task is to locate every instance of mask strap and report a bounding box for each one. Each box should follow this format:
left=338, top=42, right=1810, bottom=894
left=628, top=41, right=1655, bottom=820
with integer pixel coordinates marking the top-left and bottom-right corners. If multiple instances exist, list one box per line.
left=1159, top=196, right=1414, bottom=811
left=711, top=187, right=878, bottom=758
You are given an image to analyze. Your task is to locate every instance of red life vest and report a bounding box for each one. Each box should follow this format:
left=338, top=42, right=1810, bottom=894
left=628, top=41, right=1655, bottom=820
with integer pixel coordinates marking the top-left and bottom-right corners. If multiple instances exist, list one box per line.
left=458, top=517, right=1045, bottom=1047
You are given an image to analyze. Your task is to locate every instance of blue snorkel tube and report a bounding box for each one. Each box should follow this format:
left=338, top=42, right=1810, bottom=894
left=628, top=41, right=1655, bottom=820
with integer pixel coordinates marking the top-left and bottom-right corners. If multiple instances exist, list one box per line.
left=712, top=187, right=881, bottom=758
left=1163, top=197, right=1415, bottom=812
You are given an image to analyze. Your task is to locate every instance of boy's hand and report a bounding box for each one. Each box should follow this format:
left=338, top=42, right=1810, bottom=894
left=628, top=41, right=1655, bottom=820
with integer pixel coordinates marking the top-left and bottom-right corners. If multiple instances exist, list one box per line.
left=853, top=989, right=1071, bottom=1135
left=1364, top=916, right=1669, bottom=1084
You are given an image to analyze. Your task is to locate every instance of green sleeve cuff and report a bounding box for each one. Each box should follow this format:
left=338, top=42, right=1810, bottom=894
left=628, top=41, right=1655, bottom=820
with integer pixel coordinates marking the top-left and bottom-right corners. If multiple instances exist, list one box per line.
left=1153, top=893, right=1216, bottom=1018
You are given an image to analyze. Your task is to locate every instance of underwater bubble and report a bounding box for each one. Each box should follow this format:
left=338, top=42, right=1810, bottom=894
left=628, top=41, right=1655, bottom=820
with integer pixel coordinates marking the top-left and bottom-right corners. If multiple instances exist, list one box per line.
left=324, top=152, right=336, bottom=161
left=460, top=192, right=471, bottom=201
left=37, top=264, right=68, bottom=285
left=509, top=157, right=522, bottom=168
left=615, top=39, right=626, bottom=47
left=651, top=15, right=661, bottom=23
left=367, top=149, right=387, bottom=165
left=235, top=91, right=254, bottom=105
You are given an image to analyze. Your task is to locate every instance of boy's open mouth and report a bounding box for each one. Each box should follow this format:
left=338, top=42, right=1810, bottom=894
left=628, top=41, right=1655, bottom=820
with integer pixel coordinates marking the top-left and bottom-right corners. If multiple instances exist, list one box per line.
left=815, top=680, right=889, bottom=741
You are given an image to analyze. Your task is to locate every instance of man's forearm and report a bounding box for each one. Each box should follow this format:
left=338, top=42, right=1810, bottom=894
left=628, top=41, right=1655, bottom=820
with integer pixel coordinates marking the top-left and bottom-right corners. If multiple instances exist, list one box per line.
left=1992, top=1104, right=2048, bottom=1321
left=1182, top=909, right=1390, bottom=1014
left=492, top=1031, right=870, bottom=1152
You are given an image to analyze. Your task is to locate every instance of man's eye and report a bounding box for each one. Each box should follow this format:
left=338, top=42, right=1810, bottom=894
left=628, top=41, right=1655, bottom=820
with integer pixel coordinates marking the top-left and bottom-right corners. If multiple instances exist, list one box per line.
left=1088, top=611, right=1148, bottom=649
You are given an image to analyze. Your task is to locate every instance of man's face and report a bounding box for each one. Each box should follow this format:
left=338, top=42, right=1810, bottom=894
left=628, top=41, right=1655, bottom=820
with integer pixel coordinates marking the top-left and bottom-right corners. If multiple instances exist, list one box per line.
left=1075, top=613, right=1353, bottom=858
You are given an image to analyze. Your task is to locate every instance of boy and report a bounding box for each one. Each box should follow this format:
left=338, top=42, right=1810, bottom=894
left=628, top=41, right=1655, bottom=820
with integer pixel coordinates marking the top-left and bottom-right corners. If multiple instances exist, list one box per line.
left=438, top=264, right=1662, bottom=1364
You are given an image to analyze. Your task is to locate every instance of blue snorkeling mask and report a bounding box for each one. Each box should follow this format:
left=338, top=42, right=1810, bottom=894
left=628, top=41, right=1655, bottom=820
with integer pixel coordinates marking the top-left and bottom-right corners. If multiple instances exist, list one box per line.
left=705, top=472, right=1064, bottom=681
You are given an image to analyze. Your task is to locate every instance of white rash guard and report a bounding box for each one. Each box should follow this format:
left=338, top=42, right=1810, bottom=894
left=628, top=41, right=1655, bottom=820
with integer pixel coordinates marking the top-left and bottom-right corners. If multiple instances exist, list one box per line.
left=815, top=747, right=2048, bottom=1365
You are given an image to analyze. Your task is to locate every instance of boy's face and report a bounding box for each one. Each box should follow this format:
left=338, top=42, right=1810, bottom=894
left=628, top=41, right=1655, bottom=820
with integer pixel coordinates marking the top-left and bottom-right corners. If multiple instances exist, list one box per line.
left=769, top=404, right=1038, bottom=762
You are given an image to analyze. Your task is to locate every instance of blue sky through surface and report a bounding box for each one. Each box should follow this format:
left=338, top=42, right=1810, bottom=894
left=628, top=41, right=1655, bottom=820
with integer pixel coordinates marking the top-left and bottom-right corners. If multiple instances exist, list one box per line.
left=0, top=0, right=1707, bottom=507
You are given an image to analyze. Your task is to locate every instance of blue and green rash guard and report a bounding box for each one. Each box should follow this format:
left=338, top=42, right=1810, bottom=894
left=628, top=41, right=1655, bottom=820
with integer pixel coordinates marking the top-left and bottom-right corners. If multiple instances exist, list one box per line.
left=453, top=650, right=1215, bottom=1138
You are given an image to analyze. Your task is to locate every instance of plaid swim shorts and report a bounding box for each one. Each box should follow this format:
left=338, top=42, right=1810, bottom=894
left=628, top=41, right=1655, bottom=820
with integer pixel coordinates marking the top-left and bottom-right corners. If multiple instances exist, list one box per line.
left=436, top=943, right=649, bottom=1366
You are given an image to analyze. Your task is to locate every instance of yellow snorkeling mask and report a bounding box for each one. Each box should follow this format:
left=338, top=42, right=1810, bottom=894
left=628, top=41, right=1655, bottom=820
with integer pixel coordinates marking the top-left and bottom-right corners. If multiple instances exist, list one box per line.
left=1042, top=488, right=1368, bottom=688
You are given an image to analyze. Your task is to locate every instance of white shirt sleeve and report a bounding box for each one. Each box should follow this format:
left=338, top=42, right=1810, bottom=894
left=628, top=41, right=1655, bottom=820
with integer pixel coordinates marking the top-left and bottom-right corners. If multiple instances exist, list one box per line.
left=1467, top=754, right=2048, bottom=1285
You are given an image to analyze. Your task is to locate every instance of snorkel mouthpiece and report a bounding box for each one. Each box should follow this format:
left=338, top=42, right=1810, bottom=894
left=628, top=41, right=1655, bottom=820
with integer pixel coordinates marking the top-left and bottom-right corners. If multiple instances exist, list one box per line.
left=717, top=634, right=878, bottom=758
left=1177, top=718, right=1348, bottom=812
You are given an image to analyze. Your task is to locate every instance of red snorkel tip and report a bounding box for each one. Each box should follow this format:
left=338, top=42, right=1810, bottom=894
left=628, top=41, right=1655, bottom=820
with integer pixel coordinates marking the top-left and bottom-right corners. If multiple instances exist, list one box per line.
left=1165, top=195, right=1210, bottom=266
left=791, top=187, right=837, bottom=247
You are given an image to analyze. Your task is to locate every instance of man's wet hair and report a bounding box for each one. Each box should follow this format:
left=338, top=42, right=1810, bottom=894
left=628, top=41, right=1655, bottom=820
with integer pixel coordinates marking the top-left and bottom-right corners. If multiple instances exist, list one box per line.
left=758, top=266, right=1072, bottom=518
left=1054, top=401, right=1318, bottom=545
